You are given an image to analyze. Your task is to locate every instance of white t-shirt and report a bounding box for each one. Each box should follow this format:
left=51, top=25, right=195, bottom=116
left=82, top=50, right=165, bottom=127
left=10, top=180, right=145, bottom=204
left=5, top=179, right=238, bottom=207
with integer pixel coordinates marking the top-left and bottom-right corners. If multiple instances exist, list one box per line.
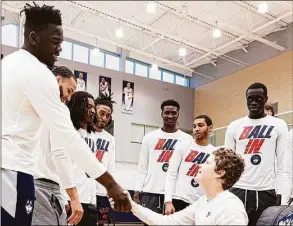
left=225, top=115, right=288, bottom=194
left=282, top=129, right=293, bottom=204
left=135, top=129, right=193, bottom=194
left=165, top=142, right=216, bottom=203
left=72, top=129, right=97, bottom=204
left=132, top=190, right=248, bottom=225
left=94, top=130, right=116, bottom=197
left=1, top=49, right=105, bottom=184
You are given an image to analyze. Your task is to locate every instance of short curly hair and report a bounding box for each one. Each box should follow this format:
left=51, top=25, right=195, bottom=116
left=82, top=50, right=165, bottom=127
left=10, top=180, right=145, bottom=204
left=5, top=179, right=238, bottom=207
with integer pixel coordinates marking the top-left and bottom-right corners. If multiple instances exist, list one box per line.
left=213, top=148, right=245, bottom=190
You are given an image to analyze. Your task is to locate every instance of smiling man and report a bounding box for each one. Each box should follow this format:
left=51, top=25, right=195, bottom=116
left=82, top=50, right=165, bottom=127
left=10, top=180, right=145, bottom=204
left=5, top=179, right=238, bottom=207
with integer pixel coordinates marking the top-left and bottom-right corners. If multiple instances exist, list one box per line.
left=134, top=100, right=193, bottom=225
left=225, top=82, right=289, bottom=226
left=164, top=115, right=216, bottom=215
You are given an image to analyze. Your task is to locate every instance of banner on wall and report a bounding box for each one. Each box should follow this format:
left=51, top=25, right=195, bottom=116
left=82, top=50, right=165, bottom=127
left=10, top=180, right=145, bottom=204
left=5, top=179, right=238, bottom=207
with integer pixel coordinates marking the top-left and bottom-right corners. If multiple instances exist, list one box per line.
left=74, top=70, right=87, bottom=91
left=122, top=80, right=134, bottom=114
left=99, top=76, right=112, bottom=97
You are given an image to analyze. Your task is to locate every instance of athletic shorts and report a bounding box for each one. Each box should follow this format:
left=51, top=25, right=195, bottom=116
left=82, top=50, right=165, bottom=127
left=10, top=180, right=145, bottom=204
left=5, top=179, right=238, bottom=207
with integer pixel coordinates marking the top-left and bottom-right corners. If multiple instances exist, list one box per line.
left=96, top=195, right=113, bottom=225
left=32, top=178, right=67, bottom=226
left=1, top=168, right=36, bottom=226
left=172, top=198, right=190, bottom=212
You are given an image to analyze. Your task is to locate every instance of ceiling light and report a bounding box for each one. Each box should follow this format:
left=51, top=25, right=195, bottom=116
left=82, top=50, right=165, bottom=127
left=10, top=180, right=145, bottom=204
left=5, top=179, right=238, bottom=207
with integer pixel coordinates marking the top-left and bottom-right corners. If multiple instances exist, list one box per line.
left=258, top=2, right=268, bottom=14
left=92, top=48, right=100, bottom=55
left=151, top=63, right=158, bottom=71
left=179, top=47, right=187, bottom=57
left=213, top=28, right=222, bottom=38
left=115, top=28, right=124, bottom=38
left=146, top=2, right=156, bottom=14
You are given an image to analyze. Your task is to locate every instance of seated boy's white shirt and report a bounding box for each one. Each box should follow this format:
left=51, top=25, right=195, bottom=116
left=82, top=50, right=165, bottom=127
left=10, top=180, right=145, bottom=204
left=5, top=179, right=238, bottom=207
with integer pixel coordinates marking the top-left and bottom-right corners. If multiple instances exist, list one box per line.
left=131, top=190, right=248, bottom=225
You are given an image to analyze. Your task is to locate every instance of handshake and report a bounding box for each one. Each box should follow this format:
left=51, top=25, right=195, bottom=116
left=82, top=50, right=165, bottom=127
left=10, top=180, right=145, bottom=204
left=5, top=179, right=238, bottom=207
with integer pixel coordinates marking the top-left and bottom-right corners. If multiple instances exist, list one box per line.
left=109, top=190, right=134, bottom=212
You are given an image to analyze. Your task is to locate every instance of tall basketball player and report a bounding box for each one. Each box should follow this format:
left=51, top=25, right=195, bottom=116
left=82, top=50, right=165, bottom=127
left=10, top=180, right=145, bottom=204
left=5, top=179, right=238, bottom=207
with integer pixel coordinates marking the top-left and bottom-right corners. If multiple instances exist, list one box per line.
left=32, top=66, right=83, bottom=226
left=134, top=100, right=193, bottom=225
left=76, top=72, right=86, bottom=91
left=164, top=115, right=216, bottom=215
left=99, top=77, right=110, bottom=96
left=94, top=94, right=116, bottom=226
left=123, top=82, right=133, bottom=112
left=111, top=148, right=248, bottom=225
left=1, top=3, right=130, bottom=225
left=225, top=82, right=289, bottom=226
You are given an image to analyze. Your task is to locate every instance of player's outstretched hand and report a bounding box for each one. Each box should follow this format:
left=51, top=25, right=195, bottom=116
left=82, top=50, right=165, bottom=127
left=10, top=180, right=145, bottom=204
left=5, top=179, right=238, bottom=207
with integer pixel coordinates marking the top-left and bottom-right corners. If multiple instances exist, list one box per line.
left=107, top=184, right=132, bottom=212
left=109, top=190, right=132, bottom=211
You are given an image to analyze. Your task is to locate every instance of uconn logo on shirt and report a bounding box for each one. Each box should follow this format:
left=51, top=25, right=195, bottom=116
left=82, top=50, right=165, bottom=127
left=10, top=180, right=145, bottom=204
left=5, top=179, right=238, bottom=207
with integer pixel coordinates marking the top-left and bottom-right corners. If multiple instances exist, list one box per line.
left=239, top=125, right=274, bottom=166
left=84, top=137, right=110, bottom=162
left=184, top=151, right=210, bottom=187
left=155, top=139, right=178, bottom=172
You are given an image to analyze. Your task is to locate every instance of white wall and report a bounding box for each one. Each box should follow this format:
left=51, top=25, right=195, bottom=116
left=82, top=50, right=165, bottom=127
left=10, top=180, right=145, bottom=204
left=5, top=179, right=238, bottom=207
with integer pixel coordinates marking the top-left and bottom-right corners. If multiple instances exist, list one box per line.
left=2, top=45, right=195, bottom=189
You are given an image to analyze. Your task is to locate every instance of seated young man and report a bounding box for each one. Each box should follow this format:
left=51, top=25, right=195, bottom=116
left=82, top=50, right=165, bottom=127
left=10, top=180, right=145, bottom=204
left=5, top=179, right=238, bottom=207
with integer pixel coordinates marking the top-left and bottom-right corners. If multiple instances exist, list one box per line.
left=110, top=148, right=248, bottom=225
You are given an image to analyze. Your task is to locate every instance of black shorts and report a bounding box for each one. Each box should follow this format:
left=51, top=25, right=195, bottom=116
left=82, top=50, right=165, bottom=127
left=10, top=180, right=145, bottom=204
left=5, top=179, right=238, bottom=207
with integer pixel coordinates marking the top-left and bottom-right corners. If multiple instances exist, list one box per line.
left=96, top=195, right=113, bottom=225
left=1, top=168, right=36, bottom=226
left=230, top=187, right=277, bottom=226
left=172, top=198, right=190, bottom=212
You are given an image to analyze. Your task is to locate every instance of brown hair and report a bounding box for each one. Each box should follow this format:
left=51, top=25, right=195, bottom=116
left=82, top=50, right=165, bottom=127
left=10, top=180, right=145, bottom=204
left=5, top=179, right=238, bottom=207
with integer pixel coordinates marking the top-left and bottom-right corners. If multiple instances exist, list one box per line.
left=213, top=148, right=245, bottom=190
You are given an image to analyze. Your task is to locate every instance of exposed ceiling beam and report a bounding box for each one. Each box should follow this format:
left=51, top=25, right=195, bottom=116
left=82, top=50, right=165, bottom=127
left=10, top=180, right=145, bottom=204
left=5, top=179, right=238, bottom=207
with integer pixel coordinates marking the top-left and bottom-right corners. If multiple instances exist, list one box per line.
left=141, top=35, right=164, bottom=51
left=204, top=14, right=287, bottom=51
left=233, top=1, right=289, bottom=27
left=155, top=1, right=250, bottom=45
left=66, top=1, right=247, bottom=67
left=2, top=3, right=194, bottom=73
left=187, top=11, right=291, bottom=67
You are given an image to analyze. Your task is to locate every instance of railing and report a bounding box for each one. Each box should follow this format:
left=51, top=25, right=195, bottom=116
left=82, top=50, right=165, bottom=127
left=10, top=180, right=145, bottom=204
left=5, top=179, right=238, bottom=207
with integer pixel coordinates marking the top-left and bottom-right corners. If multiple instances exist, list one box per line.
left=209, top=110, right=293, bottom=146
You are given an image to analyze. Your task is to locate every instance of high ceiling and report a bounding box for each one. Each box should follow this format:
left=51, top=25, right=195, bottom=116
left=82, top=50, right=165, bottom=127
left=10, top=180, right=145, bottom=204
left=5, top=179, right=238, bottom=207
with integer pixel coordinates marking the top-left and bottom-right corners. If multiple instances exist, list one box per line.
left=2, top=1, right=293, bottom=75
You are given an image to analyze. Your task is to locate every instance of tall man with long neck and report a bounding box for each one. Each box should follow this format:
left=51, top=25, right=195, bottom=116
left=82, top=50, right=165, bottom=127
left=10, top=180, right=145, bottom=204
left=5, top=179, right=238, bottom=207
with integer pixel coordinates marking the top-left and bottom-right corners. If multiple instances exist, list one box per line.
left=134, top=100, right=193, bottom=225
left=164, top=115, right=216, bottom=215
left=225, top=82, right=289, bottom=226
left=1, top=3, right=130, bottom=225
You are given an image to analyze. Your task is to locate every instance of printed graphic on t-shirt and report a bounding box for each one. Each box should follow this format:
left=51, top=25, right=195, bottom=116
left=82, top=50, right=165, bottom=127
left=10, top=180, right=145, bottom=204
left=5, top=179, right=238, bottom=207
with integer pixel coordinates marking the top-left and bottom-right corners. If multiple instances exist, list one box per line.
left=184, top=150, right=210, bottom=187
left=239, top=125, right=274, bottom=166
left=155, top=138, right=178, bottom=172
left=95, top=138, right=110, bottom=162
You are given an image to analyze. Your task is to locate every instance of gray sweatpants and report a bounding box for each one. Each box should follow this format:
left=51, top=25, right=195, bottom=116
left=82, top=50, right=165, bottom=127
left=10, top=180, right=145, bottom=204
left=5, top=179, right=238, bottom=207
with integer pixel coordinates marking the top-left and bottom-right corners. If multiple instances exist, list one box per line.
left=32, top=179, right=67, bottom=226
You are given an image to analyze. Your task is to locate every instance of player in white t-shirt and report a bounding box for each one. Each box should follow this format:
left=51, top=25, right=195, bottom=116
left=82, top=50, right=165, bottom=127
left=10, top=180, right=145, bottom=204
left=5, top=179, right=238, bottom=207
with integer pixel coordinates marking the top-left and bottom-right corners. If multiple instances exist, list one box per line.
left=134, top=100, right=193, bottom=225
left=283, top=129, right=293, bottom=205
left=110, top=148, right=248, bottom=225
left=99, top=78, right=110, bottom=96
left=94, top=94, right=116, bottom=226
left=225, top=82, right=289, bottom=226
left=76, top=72, right=86, bottom=91
left=164, top=115, right=216, bottom=215
left=2, top=3, right=131, bottom=226
left=66, top=91, right=98, bottom=226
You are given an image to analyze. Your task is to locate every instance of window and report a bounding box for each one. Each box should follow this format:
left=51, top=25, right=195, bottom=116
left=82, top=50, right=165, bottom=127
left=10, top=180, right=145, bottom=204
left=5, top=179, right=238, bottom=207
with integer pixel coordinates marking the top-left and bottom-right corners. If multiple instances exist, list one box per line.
left=59, top=41, right=72, bottom=60
left=135, top=63, right=148, bottom=77
left=131, top=124, right=159, bottom=144
left=149, top=69, right=162, bottom=80
left=162, top=71, right=175, bottom=83
left=73, top=43, right=89, bottom=64
left=125, top=60, right=134, bottom=74
left=2, top=24, right=18, bottom=47
left=89, top=49, right=104, bottom=67
left=105, top=54, right=120, bottom=71
left=176, top=75, right=188, bottom=86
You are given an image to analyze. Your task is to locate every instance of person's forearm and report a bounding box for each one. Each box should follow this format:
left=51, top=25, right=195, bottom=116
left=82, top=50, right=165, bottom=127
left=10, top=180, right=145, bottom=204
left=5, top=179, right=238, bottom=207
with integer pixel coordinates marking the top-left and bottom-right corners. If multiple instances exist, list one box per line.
left=96, top=171, right=117, bottom=190
left=66, top=187, right=79, bottom=201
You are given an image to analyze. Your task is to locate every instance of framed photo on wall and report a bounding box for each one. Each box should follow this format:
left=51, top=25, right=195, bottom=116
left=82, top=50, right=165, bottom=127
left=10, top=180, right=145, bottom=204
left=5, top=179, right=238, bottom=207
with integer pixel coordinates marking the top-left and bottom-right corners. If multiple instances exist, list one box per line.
left=74, top=70, right=87, bottom=91
left=99, top=76, right=111, bottom=97
left=122, top=80, right=134, bottom=114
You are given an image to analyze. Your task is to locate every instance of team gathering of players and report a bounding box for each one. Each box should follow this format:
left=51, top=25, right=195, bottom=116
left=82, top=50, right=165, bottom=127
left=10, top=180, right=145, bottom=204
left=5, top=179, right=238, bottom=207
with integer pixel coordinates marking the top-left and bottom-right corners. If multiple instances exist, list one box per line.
left=1, top=3, right=293, bottom=226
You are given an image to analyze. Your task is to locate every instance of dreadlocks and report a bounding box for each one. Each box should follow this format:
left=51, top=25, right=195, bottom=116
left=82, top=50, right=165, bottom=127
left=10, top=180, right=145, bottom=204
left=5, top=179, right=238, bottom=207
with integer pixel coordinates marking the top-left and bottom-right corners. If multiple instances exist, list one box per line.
left=95, top=93, right=116, bottom=113
left=67, top=91, right=96, bottom=133
left=21, top=2, right=62, bottom=39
